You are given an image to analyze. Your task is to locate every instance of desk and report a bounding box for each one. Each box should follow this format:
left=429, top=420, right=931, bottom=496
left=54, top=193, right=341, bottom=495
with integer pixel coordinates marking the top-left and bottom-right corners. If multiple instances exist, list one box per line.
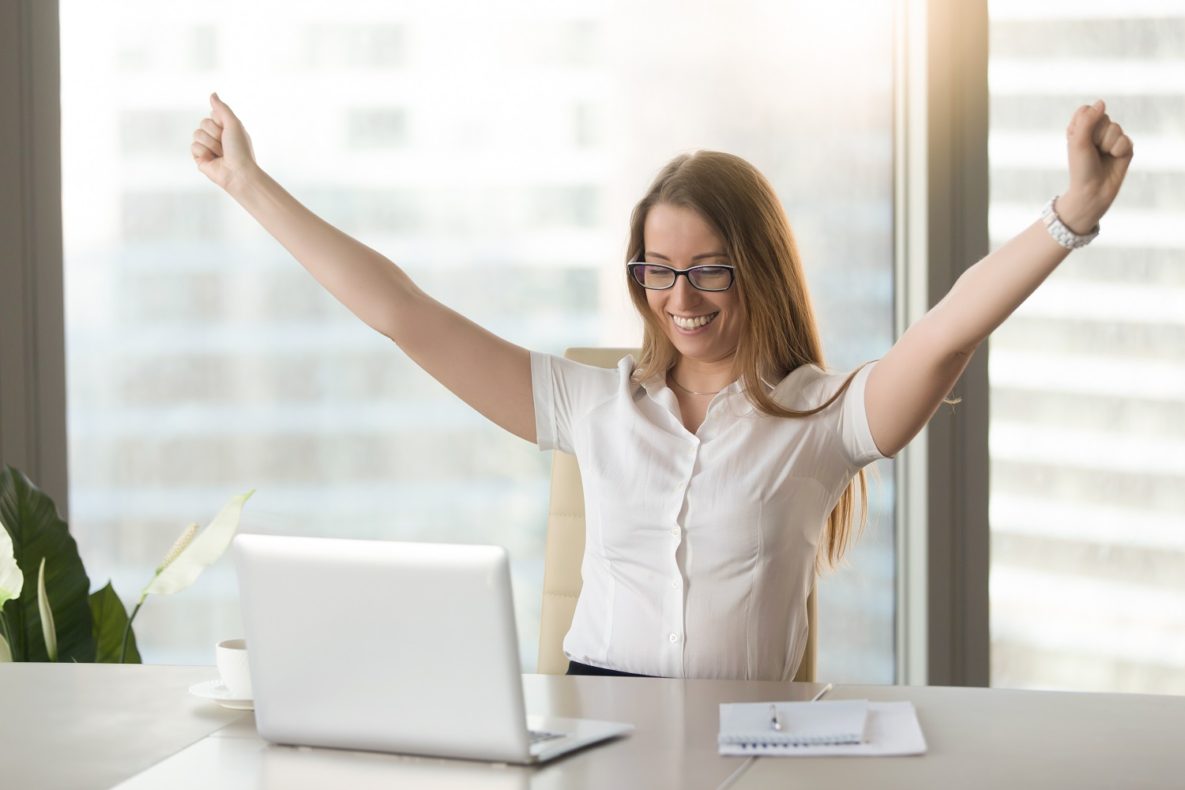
left=732, top=683, right=1185, bottom=790
left=2, top=664, right=1183, bottom=789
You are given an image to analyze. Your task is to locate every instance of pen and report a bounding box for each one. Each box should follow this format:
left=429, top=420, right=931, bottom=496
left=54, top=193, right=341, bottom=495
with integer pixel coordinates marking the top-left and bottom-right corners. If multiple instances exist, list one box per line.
left=769, top=683, right=832, bottom=731
left=811, top=682, right=833, bottom=702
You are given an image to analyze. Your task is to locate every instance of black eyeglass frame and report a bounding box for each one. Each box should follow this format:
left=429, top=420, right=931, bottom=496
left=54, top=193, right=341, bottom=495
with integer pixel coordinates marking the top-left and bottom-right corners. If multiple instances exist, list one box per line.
left=626, top=262, right=737, bottom=292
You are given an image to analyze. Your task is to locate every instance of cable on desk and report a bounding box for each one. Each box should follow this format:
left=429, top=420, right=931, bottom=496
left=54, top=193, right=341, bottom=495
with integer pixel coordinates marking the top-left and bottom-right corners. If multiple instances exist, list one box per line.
left=716, top=756, right=755, bottom=790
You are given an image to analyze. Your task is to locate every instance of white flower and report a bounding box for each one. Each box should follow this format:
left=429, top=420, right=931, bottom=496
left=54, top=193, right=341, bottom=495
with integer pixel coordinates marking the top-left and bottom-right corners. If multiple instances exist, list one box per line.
left=0, top=523, right=22, bottom=662
left=0, top=521, right=22, bottom=606
left=38, top=557, right=56, bottom=661
left=141, top=490, right=254, bottom=598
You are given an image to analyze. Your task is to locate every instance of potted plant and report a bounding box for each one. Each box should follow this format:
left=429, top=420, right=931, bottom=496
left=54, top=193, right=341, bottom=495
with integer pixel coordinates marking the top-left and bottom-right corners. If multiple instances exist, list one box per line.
left=0, top=464, right=252, bottom=663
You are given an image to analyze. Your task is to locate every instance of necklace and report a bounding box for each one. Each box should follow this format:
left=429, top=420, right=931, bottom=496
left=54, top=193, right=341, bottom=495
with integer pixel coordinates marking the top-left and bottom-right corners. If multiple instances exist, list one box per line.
left=668, top=374, right=723, bottom=397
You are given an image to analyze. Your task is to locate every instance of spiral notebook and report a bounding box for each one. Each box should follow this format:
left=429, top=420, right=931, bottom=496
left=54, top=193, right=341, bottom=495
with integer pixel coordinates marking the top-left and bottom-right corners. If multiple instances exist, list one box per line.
left=718, top=700, right=927, bottom=757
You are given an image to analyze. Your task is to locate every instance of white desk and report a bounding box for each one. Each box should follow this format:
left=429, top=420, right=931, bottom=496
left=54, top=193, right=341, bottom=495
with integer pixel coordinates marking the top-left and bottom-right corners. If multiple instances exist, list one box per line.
left=732, top=683, right=1185, bottom=789
left=3, top=664, right=1183, bottom=789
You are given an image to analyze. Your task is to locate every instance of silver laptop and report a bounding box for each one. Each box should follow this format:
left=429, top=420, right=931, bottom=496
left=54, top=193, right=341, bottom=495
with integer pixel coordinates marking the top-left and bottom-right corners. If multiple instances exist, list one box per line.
left=232, top=533, right=633, bottom=764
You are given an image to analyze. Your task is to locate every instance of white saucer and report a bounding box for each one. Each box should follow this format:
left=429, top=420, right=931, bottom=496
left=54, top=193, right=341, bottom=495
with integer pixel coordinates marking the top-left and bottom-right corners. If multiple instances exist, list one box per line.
left=189, top=678, right=254, bottom=710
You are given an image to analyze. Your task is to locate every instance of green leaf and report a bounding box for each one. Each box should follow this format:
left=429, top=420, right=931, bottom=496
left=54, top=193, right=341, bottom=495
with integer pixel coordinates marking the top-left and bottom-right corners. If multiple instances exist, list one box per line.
left=0, top=466, right=94, bottom=662
left=0, top=521, right=23, bottom=605
left=0, top=631, right=11, bottom=662
left=142, top=490, right=254, bottom=597
left=37, top=557, right=57, bottom=661
left=89, top=581, right=140, bottom=663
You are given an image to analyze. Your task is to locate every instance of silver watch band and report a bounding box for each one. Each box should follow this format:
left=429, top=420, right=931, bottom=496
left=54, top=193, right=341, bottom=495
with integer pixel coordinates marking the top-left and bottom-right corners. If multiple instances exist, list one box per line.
left=1041, top=195, right=1099, bottom=250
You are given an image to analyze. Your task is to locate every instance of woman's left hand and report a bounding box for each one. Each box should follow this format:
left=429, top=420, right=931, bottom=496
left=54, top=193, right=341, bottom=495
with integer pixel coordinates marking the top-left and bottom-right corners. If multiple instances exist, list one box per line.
left=1058, top=99, right=1134, bottom=233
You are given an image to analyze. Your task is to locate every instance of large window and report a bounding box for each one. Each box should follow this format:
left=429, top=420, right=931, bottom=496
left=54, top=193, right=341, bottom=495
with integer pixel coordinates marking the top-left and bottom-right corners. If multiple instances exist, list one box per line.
left=61, top=0, right=897, bottom=678
left=987, top=1, right=1185, bottom=693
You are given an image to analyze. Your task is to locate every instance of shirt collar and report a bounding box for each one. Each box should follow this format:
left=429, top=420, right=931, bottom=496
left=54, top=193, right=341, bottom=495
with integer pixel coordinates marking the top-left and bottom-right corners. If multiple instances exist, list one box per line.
left=631, top=356, right=778, bottom=414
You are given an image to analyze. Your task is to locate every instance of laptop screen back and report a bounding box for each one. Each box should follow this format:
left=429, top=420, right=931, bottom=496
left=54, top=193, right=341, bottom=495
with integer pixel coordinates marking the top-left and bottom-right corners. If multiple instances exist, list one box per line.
left=233, top=534, right=532, bottom=761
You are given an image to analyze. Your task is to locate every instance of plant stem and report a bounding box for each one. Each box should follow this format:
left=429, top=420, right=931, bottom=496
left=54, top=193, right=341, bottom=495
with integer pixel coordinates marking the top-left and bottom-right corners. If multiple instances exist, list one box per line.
left=119, top=597, right=145, bottom=664
left=0, top=609, right=12, bottom=653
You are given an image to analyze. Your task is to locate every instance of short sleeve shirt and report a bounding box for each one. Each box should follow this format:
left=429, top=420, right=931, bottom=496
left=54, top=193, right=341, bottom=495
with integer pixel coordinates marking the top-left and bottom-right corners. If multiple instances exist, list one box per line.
left=530, top=351, right=886, bottom=681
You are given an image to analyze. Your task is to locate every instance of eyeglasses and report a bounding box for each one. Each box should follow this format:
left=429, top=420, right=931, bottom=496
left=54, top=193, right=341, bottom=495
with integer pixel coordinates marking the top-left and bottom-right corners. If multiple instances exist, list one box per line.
left=627, top=262, right=736, bottom=292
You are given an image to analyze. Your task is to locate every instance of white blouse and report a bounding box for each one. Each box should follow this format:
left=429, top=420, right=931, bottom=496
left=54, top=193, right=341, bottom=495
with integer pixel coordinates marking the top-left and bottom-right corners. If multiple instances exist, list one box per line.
left=530, top=351, right=887, bottom=681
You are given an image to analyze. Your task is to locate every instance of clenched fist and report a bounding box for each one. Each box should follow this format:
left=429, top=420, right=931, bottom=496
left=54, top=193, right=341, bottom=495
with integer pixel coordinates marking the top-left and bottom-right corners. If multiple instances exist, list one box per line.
left=1061, top=99, right=1134, bottom=231
left=192, top=93, right=258, bottom=192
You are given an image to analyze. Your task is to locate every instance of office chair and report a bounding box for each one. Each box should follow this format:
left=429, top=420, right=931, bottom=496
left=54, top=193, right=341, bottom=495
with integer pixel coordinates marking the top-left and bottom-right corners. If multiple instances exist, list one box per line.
left=536, top=347, right=818, bottom=682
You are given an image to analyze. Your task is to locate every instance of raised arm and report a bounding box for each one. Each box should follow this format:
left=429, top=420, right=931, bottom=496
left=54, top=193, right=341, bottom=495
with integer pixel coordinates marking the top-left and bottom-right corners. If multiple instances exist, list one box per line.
left=865, top=100, right=1134, bottom=458
left=191, top=93, right=536, bottom=442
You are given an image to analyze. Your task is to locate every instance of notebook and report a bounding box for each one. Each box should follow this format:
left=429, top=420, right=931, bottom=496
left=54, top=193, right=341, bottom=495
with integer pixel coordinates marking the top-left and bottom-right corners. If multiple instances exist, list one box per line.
left=233, top=534, right=634, bottom=764
left=719, top=700, right=869, bottom=747
left=718, top=700, right=927, bottom=756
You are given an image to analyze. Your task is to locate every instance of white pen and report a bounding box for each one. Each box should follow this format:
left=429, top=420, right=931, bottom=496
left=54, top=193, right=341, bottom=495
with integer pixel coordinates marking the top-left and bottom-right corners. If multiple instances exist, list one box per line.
left=769, top=682, right=832, bottom=731
left=769, top=704, right=782, bottom=731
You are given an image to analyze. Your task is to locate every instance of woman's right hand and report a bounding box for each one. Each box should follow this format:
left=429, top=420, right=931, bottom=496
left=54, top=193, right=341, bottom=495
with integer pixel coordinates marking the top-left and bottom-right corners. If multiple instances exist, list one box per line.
left=192, top=92, right=258, bottom=192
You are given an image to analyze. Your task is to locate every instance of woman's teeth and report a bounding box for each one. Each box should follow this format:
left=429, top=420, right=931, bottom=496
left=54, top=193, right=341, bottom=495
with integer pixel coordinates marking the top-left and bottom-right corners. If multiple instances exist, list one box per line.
left=671, top=312, right=718, bottom=330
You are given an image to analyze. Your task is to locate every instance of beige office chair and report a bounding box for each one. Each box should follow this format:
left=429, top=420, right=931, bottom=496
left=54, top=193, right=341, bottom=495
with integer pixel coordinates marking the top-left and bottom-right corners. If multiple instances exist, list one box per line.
left=537, top=347, right=818, bottom=682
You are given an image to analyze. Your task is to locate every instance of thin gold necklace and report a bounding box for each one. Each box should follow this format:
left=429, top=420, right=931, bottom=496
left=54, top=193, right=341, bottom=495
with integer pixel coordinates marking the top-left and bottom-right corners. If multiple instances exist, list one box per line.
left=668, top=374, right=722, bottom=397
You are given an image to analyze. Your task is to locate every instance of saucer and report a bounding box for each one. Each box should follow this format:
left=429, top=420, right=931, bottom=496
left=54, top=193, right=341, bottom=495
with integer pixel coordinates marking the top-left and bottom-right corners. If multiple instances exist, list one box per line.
left=189, top=678, right=254, bottom=711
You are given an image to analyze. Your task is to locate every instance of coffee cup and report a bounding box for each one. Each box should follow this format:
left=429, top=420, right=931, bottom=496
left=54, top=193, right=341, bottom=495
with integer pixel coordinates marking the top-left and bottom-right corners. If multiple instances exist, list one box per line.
left=215, top=638, right=252, bottom=699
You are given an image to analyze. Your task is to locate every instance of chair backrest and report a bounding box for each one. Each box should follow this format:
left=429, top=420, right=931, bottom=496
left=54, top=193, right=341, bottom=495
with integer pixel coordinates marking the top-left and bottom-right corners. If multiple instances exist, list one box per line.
left=536, top=347, right=818, bottom=682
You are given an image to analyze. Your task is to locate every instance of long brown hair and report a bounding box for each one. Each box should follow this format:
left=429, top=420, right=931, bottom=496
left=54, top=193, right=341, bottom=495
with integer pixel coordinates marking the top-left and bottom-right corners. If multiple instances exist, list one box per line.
left=626, top=150, right=869, bottom=570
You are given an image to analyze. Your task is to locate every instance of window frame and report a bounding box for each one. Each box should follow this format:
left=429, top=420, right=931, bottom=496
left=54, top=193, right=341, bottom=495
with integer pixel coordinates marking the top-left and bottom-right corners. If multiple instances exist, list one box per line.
left=893, top=0, right=991, bottom=686
left=0, top=0, right=69, bottom=513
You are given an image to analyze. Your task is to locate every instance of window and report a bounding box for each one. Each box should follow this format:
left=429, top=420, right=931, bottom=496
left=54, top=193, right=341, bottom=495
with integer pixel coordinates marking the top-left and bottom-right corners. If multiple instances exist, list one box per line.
left=61, top=0, right=897, bottom=678
left=987, top=1, right=1185, bottom=693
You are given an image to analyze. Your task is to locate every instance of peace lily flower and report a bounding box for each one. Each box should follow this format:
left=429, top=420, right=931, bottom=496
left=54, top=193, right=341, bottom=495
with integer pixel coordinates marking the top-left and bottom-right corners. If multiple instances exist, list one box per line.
left=0, top=523, right=22, bottom=662
left=3, top=523, right=63, bottom=661
left=38, top=557, right=57, bottom=661
left=119, top=490, right=255, bottom=662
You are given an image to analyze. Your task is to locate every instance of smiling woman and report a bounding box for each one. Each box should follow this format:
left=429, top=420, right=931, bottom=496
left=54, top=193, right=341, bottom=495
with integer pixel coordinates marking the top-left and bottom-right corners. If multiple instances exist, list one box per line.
left=622, top=151, right=873, bottom=571
left=186, top=52, right=1139, bottom=685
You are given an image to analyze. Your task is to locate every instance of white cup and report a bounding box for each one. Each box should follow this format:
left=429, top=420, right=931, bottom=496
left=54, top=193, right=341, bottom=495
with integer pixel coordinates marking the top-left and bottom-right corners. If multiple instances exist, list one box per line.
left=215, top=638, right=252, bottom=699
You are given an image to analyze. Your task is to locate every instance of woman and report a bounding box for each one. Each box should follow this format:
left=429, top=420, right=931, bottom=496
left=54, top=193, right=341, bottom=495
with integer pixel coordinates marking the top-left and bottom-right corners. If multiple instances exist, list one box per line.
left=192, top=94, right=1132, bottom=681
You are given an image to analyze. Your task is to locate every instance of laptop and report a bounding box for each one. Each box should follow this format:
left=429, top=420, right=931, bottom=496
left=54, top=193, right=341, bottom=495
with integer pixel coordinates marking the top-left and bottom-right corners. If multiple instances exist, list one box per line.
left=232, top=533, right=634, bottom=764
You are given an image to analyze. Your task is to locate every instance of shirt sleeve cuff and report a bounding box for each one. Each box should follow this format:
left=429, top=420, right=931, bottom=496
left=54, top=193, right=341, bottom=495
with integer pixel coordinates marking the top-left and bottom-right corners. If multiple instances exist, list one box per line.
left=847, top=362, right=891, bottom=467
left=530, top=350, right=558, bottom=451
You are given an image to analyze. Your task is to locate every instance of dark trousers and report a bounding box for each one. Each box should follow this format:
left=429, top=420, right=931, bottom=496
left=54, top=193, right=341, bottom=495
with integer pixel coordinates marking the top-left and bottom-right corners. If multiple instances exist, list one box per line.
left=565, top=659, right=656, bottom=678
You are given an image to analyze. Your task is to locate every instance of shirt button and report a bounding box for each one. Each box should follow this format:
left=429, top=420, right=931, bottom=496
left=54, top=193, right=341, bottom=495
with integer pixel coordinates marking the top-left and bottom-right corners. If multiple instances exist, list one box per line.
left=671, top=579, right=680, bottom=589
left=669, top=633, right=680, bottom=643
left=670, top=527, right=680, bottom=537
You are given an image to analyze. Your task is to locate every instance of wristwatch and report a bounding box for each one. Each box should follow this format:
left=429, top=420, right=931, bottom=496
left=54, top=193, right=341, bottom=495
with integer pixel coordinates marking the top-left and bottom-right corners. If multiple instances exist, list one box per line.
left=1041, top=196, right=1100, bottom=250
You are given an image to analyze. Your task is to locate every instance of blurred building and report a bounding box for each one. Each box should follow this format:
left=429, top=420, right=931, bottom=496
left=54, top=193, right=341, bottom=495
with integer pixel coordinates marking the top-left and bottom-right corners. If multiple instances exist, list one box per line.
left=987, top=1, right=1185, bottom=692
left=61, top=0, right=896, bottom=678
